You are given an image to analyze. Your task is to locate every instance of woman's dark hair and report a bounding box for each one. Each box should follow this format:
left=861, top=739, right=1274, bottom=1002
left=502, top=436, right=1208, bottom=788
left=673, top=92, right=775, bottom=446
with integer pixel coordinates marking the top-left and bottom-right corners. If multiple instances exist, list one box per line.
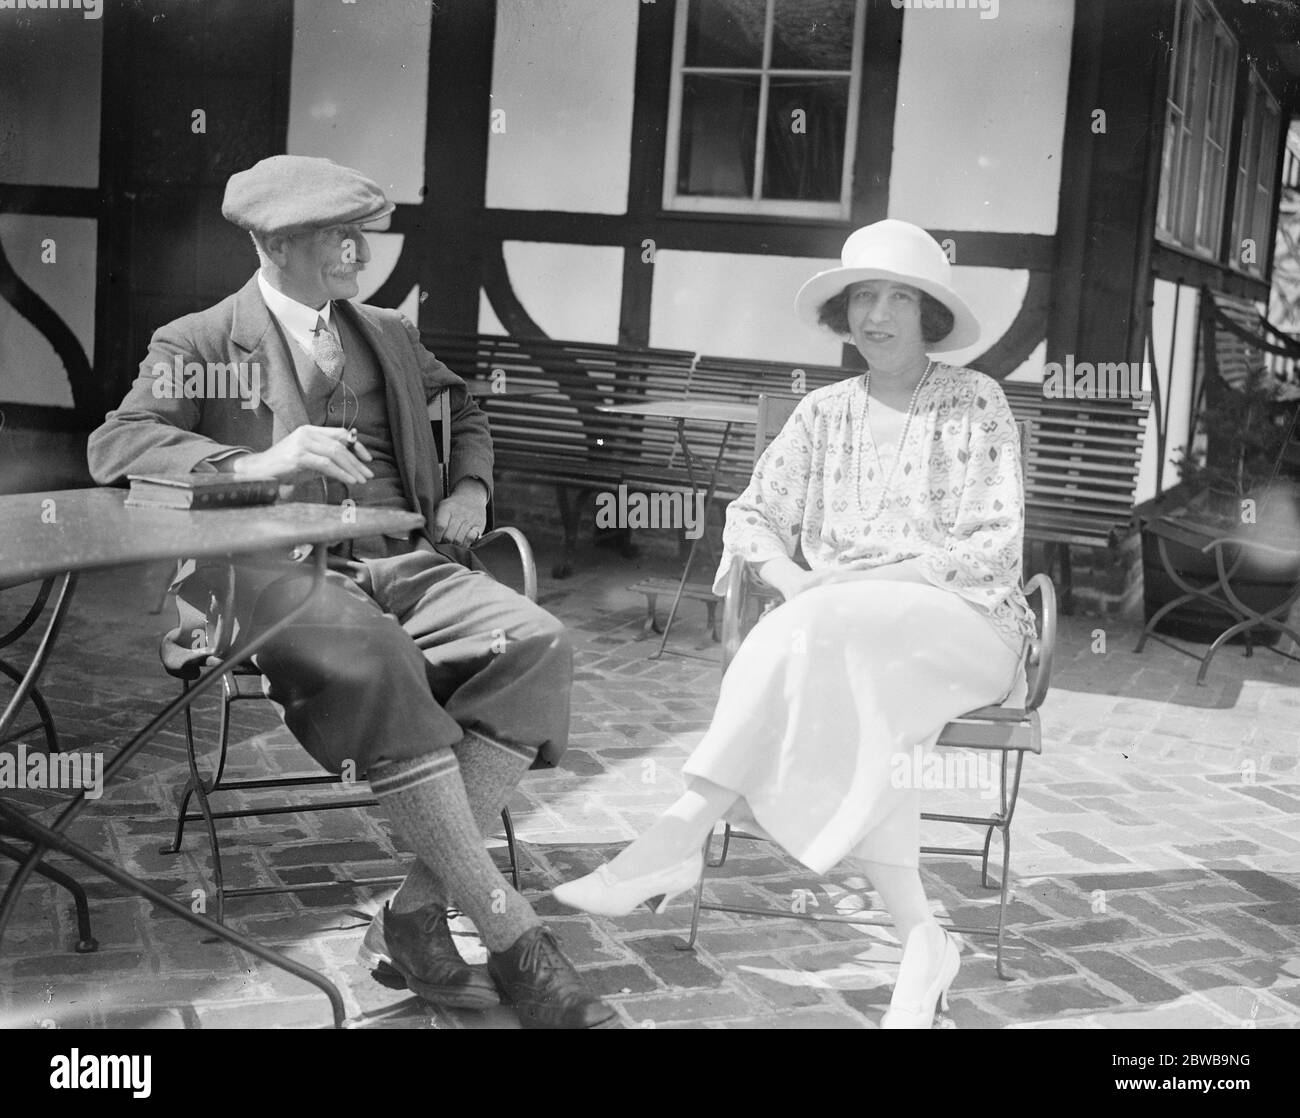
left=818, top=284, right=955, bottom=345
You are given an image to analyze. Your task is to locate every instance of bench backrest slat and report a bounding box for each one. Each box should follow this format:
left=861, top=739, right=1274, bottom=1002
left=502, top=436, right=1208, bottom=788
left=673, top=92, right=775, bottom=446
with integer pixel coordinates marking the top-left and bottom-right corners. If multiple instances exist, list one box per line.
left=424, top=332, right=1147, bottom=547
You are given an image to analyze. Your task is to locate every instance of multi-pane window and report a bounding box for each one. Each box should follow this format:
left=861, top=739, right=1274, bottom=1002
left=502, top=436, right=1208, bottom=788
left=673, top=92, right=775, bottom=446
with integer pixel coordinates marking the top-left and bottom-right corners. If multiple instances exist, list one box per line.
left=1230, top=68, right=1282, bottom=277
left=1156, top=0, right=1239, bottom=257
left=663, top=0, right=866, bottom=219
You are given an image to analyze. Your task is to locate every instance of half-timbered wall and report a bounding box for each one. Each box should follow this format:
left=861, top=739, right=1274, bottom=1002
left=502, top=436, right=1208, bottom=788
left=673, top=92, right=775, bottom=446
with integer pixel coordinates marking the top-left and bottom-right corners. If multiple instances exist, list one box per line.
left=3, top=0, right=1295, bottom=525
left=468, top=0, right=1068, bottom=373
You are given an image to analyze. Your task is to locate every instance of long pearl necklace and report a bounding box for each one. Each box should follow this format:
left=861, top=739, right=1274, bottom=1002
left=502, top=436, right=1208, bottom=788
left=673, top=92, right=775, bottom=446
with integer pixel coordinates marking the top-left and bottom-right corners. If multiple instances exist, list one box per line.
left=863, top=359, right=933, bottom=519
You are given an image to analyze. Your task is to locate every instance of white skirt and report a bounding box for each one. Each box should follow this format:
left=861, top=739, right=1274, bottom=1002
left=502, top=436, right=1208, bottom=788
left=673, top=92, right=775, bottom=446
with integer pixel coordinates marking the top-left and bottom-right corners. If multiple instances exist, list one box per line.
left=682, top=580, right=1022, bottom=874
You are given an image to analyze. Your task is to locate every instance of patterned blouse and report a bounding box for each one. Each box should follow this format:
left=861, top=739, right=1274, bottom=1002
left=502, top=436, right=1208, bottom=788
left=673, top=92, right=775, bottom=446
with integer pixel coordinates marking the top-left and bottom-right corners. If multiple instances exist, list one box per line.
left=714, top=364, right=1036, bottom=655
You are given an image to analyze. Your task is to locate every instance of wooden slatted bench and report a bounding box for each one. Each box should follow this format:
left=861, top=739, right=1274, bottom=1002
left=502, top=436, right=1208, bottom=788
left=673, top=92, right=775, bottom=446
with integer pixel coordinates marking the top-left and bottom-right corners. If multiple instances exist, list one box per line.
left=1001, top=381, right=1147, bottom=613
left=628, top=366, right=1146, bottom=623
left=675, top=355, right=855, bottom=500
left=423, top=331, right=697, bottom=576
left=662, top=364, right=1147, bottom=617
left=621, top=367, right=1147, bottom=622
left=422, top=331, right=1147, bottom=615
left=619, top=355, right=853, bottom=632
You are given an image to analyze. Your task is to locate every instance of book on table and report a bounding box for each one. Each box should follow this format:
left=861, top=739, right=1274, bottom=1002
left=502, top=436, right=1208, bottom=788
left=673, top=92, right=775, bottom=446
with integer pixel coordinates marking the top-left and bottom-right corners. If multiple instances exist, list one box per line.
left=125, top=474, right=280, bottom=510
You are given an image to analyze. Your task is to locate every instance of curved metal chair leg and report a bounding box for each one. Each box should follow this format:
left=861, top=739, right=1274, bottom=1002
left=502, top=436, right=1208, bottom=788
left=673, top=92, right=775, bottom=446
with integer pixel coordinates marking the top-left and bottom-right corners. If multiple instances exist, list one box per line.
left=162, top=689, right=201, bottom=855
left=979, top=825, right=998, bottom=888
left=709, top=822, right=733, bottom=869
left=192, top=778, right=226, bottom=926
left=29, top=684, right=60, bottom=754
left=0, top=659, right=60, bottom=753
left=994, top=827, right=1013, bottom=980
left=0, top=573, right=76, bottom=748
left=679, top=833, right=713, bottom=952
left=201, top=687, right=237, bottom=925
left=210, top=674, right=236, bottom=788
left=683, top=881, right=705, bottom=951
left=0, top=836, right=97, bottom=952
left=501, top=806, right=519, bottom=891
left=0, top=577, right=55, bottom=649
left=171, top=680, right=228, bottom=924
left=163, top=783, right=196, bottom=856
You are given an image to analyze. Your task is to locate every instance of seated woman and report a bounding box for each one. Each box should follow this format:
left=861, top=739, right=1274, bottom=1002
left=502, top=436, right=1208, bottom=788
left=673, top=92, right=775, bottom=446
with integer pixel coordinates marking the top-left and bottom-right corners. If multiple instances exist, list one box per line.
left=554, top=219, right=1036, bottom=1028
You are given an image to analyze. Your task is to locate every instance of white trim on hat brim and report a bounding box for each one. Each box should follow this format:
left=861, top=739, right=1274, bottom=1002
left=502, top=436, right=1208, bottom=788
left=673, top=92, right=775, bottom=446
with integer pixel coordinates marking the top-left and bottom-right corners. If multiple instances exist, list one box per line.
left=313, top=200, right=396, bottom=230
left=252, top=201, right=397, bottom=237
left=793, top=265, right=981, bottom=353
left=356, top=206, right=394, bottom=232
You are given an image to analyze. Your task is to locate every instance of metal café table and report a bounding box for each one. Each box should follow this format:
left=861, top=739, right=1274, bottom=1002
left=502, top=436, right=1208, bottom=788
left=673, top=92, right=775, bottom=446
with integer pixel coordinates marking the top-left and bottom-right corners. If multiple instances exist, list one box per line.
left=596, top=398, right=757, bottom=658
left=0, top=488, right=422, bottom=1028
left=1135, top=508, right=1300, bottom=684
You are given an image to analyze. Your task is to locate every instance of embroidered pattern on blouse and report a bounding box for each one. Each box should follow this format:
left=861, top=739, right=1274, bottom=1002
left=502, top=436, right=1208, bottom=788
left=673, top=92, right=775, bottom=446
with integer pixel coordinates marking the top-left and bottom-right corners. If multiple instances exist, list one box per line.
left=714, top=364, right=1036, bottom=653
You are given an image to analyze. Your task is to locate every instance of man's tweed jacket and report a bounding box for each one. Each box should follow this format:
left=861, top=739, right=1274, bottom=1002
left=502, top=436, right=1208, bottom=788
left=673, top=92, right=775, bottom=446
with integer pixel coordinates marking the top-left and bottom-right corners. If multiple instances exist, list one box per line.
left=87, top=274, right=493, bottom=529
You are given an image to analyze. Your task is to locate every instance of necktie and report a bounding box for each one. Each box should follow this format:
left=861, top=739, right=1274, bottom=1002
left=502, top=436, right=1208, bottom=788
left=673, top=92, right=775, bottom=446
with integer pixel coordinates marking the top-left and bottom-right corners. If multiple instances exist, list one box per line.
left=311, top=315, right=345, bottom=380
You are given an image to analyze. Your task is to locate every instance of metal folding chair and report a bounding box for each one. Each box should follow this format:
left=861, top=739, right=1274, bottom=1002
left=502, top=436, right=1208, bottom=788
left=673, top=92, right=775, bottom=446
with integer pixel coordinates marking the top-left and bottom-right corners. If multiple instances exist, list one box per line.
left=682, top=403, right=1057, bottom=978
left=0, top=573, right=98, bottom=952
left=158, top=394, right=538, bottom=923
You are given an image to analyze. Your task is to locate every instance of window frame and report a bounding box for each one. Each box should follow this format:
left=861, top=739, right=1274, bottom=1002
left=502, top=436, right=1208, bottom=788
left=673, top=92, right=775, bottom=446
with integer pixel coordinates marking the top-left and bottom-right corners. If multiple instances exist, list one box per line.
left=1155, top=0, right=1240, bottom=260
left=661, top=0, right=868, bottom=220
left=1228, top=66, right=1282, bottom=278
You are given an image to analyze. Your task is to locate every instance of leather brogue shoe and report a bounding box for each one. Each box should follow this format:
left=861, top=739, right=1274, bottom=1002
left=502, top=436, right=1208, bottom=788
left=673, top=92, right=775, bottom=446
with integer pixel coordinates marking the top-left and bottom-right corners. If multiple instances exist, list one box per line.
left=366, top=902, right=499, bottom=1010
left=487, top=926, right=619, bottom=1029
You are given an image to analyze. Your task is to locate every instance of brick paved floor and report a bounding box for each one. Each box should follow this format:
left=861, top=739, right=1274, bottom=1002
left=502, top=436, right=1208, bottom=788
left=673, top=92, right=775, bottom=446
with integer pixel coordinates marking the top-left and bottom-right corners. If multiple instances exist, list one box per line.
left=1, top=545, right=1298, bottom=1029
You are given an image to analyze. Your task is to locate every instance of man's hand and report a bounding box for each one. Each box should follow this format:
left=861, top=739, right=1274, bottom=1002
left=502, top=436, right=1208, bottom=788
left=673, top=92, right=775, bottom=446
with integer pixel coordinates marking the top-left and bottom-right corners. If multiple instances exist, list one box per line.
left=836, top=559, right=931, bottom=586
left=433, top=478, right=489, bottom=547
left=226, top=426, right=374, bottom=487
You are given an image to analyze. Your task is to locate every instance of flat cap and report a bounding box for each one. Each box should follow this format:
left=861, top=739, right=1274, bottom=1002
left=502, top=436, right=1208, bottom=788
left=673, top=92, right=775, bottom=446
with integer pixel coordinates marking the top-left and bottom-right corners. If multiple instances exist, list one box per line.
left=222, top=155, right=395, bottom=234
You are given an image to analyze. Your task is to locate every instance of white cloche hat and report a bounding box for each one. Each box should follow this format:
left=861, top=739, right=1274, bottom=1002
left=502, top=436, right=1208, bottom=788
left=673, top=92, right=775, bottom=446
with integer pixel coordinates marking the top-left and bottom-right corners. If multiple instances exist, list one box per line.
left=794, top=219, right=981, bottom=352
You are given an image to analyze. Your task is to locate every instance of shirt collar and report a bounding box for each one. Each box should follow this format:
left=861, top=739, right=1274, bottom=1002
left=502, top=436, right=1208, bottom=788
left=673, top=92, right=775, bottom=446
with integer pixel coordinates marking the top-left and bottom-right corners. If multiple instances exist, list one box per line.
left=257, top=271, right=334, bottom=341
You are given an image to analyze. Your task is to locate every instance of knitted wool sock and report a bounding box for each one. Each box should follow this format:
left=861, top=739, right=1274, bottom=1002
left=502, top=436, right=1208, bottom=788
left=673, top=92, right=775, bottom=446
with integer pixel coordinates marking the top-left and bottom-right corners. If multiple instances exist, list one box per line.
left=370, top=751, right=540, bottom=953
left=390, top=731, right=537, bottom=915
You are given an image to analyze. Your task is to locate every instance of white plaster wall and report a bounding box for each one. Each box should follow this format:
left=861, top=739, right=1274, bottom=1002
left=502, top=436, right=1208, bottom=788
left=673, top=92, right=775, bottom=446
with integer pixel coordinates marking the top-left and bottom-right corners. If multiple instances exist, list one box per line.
left=0, top=216, right=96, bottom=408
left=485, top=0, right=638, bottom=214
left=1007, top=340, right=1047, bottom=383
left=650, top=251, right=843, bottom=364
left=354, top=232, right=405, bottom=305
left=1140, top=278, right=1201, bottom=504
left=888, top=0, right=1073, bottom=234
left=288, top=0, right=430, bottom=205
left=942, top=266, right=1029, bottom=370
left=648, top=250, right=1031, bottom=368
left=498, top=241, right=625, bottom=343
left=478, top=292, right=508, bottom=337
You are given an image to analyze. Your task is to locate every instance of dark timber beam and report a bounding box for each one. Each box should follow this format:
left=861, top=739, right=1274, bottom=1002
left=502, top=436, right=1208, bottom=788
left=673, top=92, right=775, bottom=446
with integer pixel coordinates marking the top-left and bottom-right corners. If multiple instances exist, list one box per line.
left=418, top=0, right=496, bottom=334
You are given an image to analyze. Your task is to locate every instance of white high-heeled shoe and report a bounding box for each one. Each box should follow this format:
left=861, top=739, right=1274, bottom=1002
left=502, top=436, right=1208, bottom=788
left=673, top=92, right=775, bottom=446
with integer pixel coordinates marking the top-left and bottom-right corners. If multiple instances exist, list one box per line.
left=880, top=924, right=960, bottom=1029
left=551, top=851, right=704, bottom=917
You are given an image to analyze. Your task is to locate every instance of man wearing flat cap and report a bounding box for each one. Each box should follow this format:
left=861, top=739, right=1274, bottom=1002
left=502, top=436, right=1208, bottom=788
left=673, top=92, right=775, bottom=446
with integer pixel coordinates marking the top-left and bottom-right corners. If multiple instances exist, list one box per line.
left=88, top=155, right=615, bottom=1029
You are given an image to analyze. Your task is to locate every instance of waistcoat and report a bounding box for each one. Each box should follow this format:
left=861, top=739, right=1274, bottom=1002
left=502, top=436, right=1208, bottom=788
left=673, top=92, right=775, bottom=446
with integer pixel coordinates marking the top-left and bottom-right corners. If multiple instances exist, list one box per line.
left=287, top=308, right=415, bottom=558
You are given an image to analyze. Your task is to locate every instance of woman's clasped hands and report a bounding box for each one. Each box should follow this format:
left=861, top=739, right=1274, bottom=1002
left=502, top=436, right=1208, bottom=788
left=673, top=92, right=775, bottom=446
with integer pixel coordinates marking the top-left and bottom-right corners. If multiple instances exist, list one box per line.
left=758, top=555, right=931, bottom=601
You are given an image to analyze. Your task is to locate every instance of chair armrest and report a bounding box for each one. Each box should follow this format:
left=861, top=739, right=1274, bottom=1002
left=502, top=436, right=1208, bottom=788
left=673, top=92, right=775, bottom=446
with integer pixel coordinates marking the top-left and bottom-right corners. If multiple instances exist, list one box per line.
left=473, top=526, right=539, bottom=604
left=1199, top=534, right=1300, bottom=561
left=720, top=561, right=748, bottom=669
left=1022, top=571, right=1057, bottom=711
left=720, top=559, right=782, bottom=670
